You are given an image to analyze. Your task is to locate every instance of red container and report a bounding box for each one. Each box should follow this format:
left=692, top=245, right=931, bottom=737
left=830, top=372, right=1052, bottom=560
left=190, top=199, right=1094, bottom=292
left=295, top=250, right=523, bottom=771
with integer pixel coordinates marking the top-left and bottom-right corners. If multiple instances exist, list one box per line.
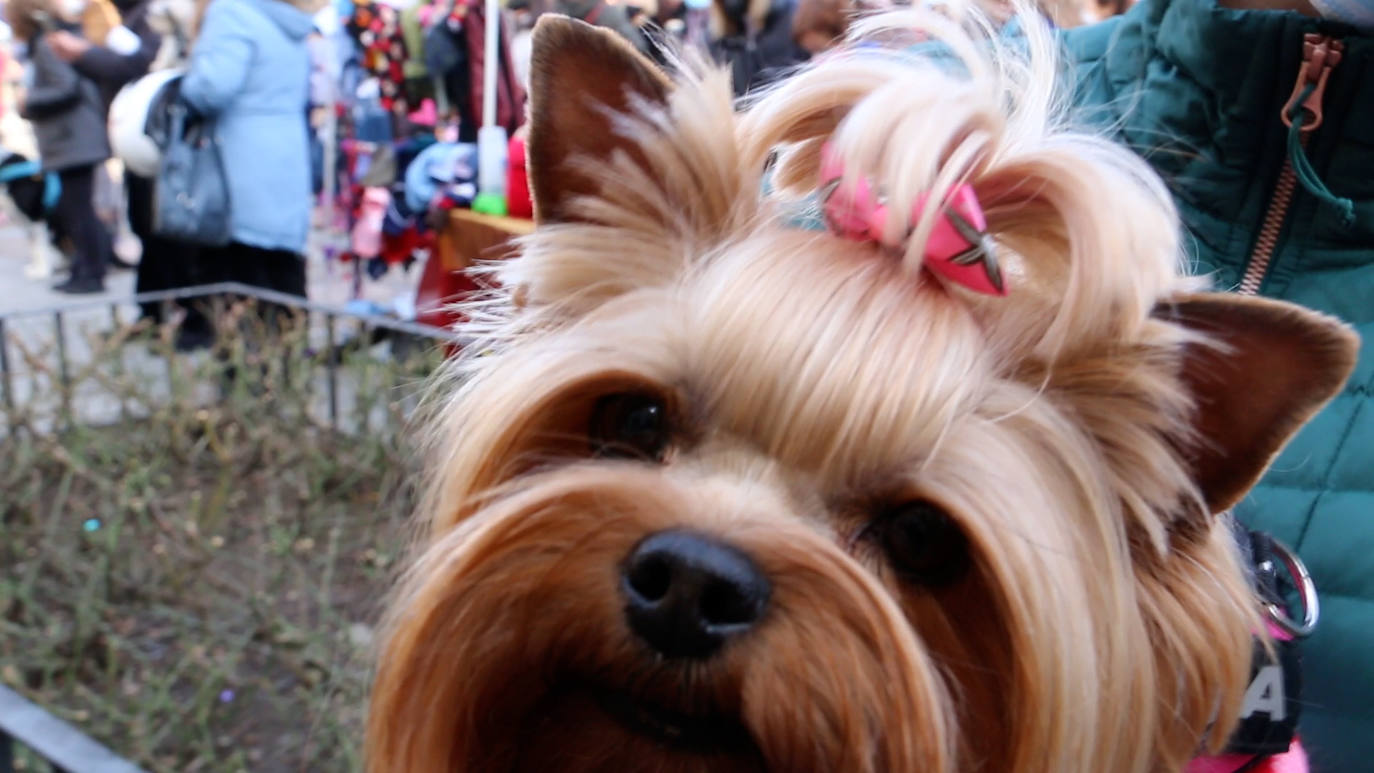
left=506, top=134, right=533, bottom=220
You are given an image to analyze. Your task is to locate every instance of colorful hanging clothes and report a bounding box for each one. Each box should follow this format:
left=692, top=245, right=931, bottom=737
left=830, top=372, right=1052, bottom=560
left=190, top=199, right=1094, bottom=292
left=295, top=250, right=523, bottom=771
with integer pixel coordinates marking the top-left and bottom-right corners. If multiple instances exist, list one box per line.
left=345, top=0, right=411, bottom=113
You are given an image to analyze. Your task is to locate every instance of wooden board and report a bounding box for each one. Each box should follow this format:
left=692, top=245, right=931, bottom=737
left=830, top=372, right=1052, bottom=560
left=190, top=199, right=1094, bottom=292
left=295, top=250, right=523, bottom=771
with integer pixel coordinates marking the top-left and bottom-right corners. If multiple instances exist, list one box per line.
left=416, top=210, right=535, bottom=331
left=437, top=209, right=536, bottom=273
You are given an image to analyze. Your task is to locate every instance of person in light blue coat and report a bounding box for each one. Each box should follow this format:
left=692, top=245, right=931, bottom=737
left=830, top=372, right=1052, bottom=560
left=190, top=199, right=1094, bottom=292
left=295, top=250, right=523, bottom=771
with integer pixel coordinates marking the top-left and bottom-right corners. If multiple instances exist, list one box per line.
left=180, top=0, right=314, bottom=305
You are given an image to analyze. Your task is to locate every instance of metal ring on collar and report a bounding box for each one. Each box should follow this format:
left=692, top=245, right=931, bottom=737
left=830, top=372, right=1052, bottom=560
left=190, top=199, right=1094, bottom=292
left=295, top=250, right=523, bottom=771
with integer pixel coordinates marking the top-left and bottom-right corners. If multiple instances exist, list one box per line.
left=1265, top=537, right=1319, bottom=639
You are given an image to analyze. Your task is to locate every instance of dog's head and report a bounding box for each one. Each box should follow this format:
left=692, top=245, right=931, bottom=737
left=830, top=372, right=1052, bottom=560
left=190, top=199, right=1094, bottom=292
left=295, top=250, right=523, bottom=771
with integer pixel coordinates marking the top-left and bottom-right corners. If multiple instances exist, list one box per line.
left=368, top=9, right=1357, bottom=772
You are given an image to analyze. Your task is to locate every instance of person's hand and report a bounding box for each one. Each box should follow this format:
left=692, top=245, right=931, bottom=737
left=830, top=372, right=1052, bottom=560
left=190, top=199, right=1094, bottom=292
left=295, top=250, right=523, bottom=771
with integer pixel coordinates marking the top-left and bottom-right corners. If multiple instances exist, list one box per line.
left=46, top=31, right=91, bottom=62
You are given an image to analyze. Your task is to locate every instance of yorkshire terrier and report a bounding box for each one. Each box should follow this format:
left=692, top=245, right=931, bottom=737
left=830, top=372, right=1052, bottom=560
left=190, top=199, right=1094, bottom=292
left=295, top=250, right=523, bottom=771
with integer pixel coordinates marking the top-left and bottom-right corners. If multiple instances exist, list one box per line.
left=367, top=6, right=1357, bottom=772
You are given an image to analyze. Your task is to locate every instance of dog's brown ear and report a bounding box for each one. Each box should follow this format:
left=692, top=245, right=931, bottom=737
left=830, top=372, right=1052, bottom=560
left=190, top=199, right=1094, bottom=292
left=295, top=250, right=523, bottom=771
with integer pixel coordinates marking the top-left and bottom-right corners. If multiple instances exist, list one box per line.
left=528, top=15, right=672, bottom=223
left=1163, top=294, right=1359, bottom=513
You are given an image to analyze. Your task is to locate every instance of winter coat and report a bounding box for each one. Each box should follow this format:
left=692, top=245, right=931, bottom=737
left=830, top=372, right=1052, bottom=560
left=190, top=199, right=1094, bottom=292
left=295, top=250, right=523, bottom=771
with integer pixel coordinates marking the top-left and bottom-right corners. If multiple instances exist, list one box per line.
left=19, top=34, right=111, bottom=171
left=710, top=0, right=808, bottom=96
left=179, top=0, right=313, bottom=253
left=71, top=0, right=162, bottom=110
left=1064, top=3, right=1374, bottom=770
left=553, top=0, right=650, bottom=54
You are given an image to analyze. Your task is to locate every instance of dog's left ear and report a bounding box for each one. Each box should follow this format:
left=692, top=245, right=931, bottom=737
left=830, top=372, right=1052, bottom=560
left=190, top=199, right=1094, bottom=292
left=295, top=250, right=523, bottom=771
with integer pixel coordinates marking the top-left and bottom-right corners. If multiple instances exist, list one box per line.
left=527, top=15, right=672, bottom=223
left=1162, top=294, right=1359, bottom=513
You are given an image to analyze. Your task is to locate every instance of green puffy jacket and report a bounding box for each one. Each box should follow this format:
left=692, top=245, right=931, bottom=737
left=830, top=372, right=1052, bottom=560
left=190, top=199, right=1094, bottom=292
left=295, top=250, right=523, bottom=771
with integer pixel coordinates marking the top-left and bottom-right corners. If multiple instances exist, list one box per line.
left=1064, top=2, right=1373, bottom=769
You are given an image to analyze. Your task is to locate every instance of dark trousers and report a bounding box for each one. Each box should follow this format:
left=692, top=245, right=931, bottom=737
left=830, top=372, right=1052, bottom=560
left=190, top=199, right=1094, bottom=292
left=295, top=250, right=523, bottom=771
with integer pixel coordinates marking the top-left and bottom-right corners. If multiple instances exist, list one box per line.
left=128, top=173, right=211, bottom=332
left=201, top=241, right=308, bottom=332
left=53, top=165, right=111, bottom=282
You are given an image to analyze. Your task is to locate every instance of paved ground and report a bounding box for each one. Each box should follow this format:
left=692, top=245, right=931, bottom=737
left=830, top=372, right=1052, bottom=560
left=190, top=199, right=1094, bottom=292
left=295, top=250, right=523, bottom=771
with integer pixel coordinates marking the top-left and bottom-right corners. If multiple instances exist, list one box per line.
left=0, top=215, right=423, bottom=317
left=0, top=221, right=134, bottom=314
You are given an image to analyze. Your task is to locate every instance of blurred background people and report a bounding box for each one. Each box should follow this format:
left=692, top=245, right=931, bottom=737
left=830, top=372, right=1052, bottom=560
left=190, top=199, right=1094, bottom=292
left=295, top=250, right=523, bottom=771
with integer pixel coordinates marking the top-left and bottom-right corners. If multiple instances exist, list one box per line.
left=792, top=0, right=1120, bottom=55
left=709, top=0, right=809, bottom=94
left=9, top=0, right=114, bottom=294
left=552, top=0, right=651, bottom=53
left=180, top=0, right=314, bottom=325
left=44, top=0, right=213, bottom=345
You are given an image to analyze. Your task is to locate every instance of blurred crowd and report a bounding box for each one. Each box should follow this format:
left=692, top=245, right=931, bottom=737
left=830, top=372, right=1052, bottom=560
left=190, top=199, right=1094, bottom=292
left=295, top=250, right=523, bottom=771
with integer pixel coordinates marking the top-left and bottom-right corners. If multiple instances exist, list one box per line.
left=0, top=0, right=1125, bottom=309
left=0, top=0, right=315, bottom=354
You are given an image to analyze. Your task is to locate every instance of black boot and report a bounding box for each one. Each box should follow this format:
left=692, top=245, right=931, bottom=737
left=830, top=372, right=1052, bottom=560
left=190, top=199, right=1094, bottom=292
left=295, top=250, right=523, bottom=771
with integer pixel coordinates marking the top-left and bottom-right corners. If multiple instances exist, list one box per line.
left=52, top=275, right=104, bottom=294
left=174, top=325, right=216, bottom=352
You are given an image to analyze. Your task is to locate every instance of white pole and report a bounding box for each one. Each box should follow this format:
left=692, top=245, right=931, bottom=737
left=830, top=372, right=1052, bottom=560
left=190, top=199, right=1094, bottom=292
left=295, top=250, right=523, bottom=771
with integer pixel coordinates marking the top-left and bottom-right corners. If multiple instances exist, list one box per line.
left=473, top=0, right=509, bottom=214
left=322, top=100, right=336, bottom=229
left=482, top=0, right=499, bottom=129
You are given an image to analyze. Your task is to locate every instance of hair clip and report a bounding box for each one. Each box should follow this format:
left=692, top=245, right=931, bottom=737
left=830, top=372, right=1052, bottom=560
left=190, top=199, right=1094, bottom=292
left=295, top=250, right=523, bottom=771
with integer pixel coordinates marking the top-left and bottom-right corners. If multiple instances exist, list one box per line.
left=819, top=142, right=1005, bottom=296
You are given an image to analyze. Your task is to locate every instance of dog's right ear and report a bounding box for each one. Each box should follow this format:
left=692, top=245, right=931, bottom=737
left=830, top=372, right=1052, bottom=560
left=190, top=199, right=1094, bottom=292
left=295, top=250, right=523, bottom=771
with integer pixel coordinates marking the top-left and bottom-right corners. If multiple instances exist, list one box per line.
left=1162, top=294, right=1359, bottom=514
left=527, top=15, right=672, bottom=223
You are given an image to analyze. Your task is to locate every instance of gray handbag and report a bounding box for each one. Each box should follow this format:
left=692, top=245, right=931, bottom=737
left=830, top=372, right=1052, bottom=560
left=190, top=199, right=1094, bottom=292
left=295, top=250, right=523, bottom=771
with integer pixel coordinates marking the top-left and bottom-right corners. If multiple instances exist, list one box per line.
left=153, top=100, right=231, bottom=247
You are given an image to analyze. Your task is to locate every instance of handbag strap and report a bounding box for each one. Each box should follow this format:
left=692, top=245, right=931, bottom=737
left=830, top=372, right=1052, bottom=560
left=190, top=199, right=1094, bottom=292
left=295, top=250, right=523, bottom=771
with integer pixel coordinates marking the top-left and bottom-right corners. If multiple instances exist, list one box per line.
left=166, top=100, right=187, bottom=139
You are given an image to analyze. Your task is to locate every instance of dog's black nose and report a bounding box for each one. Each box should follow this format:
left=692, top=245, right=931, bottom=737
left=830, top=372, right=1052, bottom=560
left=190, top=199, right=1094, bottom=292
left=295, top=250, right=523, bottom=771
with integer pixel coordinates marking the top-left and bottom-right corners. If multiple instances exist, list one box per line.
left=621, top=530, right=771, bottom=660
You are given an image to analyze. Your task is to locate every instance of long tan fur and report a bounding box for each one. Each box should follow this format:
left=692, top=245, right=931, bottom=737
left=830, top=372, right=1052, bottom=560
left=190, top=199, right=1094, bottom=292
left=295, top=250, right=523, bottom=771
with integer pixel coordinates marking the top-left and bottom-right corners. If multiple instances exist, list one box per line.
left=367, top=4, right=1356, bottom=772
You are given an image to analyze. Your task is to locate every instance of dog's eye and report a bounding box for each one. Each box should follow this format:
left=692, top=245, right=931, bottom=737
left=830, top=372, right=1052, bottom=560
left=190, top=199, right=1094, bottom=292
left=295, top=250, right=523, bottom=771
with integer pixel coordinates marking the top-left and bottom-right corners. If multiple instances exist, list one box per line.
left=867, top=500, right=970, bottom=588
left=589, top=393, right=671, bottom=460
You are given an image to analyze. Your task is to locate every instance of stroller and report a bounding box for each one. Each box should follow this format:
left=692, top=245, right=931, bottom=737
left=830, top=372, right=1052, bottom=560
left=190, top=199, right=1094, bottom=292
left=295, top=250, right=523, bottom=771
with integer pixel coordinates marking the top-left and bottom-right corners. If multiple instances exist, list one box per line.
left=0, top=146, right=64, bottom=278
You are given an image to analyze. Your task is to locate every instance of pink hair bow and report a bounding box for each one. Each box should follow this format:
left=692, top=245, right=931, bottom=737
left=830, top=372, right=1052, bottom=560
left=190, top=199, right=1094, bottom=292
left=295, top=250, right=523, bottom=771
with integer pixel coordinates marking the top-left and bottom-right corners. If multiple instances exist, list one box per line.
left=819, top=143, right=1005, bottom=296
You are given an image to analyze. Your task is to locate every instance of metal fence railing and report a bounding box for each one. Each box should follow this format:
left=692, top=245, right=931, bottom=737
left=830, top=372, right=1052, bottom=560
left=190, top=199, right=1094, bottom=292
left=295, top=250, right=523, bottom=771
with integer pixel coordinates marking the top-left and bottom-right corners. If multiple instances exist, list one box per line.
left=1, top=686, right=146, bottom=773
left=0, top=284, right=458, bottom=771
left=0, top=282, right=460, bottom=437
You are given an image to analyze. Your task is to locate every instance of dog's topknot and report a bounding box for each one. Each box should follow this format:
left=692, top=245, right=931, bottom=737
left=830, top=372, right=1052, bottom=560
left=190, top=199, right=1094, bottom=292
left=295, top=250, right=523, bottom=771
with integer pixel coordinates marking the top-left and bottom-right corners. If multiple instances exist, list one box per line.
left=741, top=5, right=1198, bottom=365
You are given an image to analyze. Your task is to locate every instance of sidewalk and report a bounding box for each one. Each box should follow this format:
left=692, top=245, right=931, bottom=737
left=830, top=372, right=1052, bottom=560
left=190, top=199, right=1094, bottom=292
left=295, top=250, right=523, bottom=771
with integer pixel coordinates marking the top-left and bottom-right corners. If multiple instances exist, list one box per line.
left=0, top=219, right=425, bottom=316
left=0, top=223, right=137, bottom=314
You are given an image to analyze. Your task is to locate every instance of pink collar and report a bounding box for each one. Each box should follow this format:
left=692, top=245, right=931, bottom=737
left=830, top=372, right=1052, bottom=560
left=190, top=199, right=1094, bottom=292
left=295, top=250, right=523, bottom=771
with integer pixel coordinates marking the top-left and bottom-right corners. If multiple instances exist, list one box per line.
left=1188, top=739, right=1308, bottom=773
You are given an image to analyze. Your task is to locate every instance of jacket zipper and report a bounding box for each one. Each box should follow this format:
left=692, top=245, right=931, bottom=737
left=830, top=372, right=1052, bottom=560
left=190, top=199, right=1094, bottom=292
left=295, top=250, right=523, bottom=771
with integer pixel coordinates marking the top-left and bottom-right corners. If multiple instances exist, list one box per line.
left=1237, top=33, right=1344, bottom=296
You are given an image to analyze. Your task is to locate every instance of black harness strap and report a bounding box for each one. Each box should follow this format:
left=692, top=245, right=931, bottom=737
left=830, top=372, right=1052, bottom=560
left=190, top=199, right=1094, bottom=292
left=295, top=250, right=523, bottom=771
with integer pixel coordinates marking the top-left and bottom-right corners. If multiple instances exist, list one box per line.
left=1222, top=518, right=1305, bottom=758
